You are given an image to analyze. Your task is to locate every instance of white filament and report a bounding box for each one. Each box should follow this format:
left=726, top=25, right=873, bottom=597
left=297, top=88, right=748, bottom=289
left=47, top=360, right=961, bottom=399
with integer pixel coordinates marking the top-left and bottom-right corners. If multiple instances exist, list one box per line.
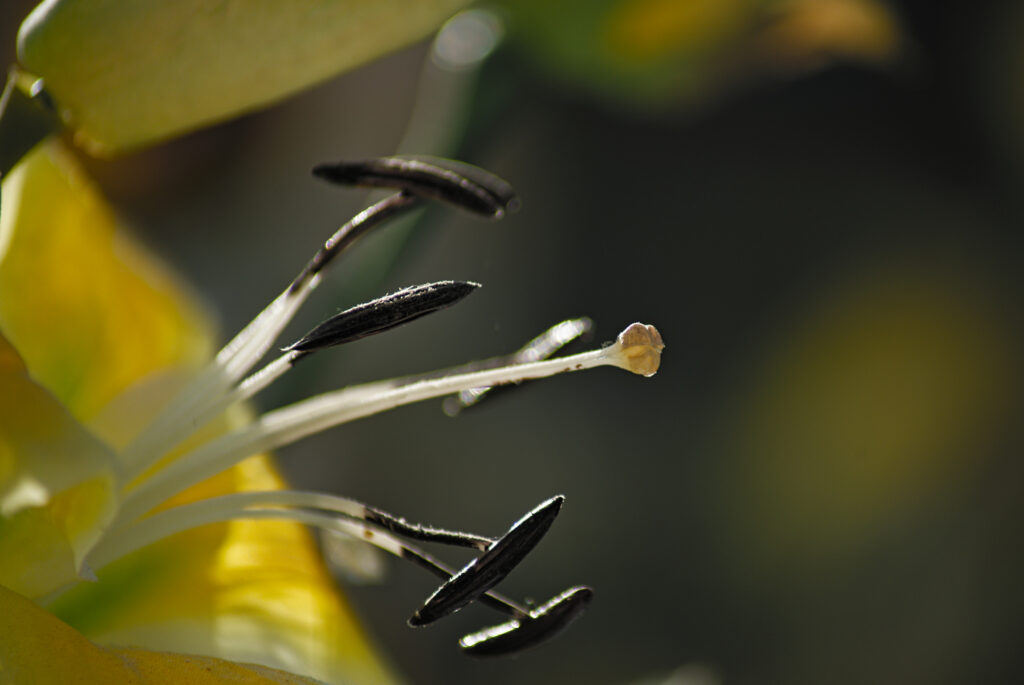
left=119, top=289, right=312, bottom=481
left=116, top=346, right=620, bottom=524
left=89, top=491, right=404, bottom=571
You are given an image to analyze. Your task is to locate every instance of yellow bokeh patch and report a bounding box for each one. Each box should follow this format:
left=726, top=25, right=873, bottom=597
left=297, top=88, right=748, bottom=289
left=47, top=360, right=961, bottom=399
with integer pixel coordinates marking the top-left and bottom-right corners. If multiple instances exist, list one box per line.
left=604, top=0, right=748, bottom=63
left=722, top=256, right=1016, bottom=578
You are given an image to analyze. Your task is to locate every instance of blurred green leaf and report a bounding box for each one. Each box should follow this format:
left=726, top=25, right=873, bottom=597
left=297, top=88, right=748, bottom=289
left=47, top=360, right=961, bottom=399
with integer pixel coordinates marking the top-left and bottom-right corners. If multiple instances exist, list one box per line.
left=17, top=0, right=471, bottom=154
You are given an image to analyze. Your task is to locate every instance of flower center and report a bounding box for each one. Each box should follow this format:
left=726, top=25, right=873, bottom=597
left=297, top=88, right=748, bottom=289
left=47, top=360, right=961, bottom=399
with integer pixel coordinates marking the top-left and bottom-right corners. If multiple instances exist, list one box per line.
left=78, top=156, right=664, bottom=655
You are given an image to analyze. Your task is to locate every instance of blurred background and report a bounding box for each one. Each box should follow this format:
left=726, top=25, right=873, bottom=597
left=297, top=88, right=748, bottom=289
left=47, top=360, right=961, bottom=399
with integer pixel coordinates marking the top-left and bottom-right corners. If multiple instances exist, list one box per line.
left=3, top=1, right=1024, bottom=683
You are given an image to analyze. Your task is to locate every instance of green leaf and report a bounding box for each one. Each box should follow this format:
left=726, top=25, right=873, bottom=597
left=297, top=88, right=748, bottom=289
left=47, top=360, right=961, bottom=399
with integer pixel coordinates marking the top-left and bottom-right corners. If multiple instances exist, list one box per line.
left=17, top=0, right=471, bottom=154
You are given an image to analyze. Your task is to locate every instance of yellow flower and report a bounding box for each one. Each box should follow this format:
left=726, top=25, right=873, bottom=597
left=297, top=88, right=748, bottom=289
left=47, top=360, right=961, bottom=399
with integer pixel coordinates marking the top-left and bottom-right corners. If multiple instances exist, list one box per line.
left=0, top=141, right=664, bottom=681
left=1, top=140, right=395, bottom=683
left=3, top=4, right=664, bottom=681
left=1, top=583, right=326, bottom=685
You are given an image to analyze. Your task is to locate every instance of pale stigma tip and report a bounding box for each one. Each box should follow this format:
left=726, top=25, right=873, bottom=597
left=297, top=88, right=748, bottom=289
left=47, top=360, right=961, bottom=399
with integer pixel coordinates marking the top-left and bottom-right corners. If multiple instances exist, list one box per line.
left=614, top=323, right=665, bottom=377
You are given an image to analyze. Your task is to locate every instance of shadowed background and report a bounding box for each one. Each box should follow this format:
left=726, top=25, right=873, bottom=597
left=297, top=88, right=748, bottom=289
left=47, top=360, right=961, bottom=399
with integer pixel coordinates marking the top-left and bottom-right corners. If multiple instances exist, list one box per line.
left=3, top=1, right=1023, bottom=683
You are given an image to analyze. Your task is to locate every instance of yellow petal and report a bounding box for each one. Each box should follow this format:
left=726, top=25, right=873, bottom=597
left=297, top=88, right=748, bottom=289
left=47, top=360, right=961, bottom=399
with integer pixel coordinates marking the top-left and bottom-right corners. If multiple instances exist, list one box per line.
left=0, top=139, right=213, bottom=426
left=0, top=333, right=118, bottom=597
left=0, top=584, right=327, bottom=684
left=48, top=450, right=396, bottom=685
left=18, top=0, right=471, bottom=155
left=1, top=141, right=394, bottom=681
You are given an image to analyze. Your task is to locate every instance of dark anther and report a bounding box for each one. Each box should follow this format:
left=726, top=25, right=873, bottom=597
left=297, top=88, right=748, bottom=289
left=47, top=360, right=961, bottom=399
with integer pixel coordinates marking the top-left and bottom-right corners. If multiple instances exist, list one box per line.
left=286, top=281, right=479, bottom=354
left=459, top=586, right=594, bottom=657
left=312, top=156, right=520, bottom=219
left=409, top=495, right=564, bottom=627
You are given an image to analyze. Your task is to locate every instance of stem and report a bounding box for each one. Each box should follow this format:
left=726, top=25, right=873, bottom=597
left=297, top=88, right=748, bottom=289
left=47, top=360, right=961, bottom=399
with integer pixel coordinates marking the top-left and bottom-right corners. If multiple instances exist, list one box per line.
left=0, top=69, right=61, bottom=179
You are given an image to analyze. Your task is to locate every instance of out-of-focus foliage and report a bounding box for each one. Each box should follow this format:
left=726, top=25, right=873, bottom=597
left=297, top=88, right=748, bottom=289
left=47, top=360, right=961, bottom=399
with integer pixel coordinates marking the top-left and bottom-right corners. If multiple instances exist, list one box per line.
left=500, top=0, right=902, bottom=107
left=17, top=0, right=472, bottom=154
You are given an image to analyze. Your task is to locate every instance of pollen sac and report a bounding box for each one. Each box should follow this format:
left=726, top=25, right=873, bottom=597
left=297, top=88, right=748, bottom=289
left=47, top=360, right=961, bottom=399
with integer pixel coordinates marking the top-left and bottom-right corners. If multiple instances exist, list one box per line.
left=614, top=323, right=665, bottom=377
left=286, top=281, right=479, bottom=353
left=459, top=586, right=594, bottom=657
left=312, top=155, right=520, bottom=219
left=409, top=496, right=564, bottom=627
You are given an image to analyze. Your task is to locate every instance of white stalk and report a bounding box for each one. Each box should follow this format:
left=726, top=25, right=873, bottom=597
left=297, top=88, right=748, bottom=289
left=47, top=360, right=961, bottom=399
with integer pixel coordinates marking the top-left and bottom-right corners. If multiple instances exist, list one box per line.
left=89, top=500, right=401, bottom=572
left=88, top=490, right=379, bottom=570
left=118, top=292, right=308, bottom=480
left=116, top=324, right=663, bottom=525
left=118, top=195, right=419, bottom=480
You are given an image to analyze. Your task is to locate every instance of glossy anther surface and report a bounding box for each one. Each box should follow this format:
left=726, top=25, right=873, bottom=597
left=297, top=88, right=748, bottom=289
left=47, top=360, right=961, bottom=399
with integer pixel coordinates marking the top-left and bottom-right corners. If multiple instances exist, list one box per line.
left=409, top=496, right=564, bottom=627
left=313, top=155, right=520, bottom=219
left=459, top=586, right=594, bottom=656
left=286, top=281, right=479, bottom=353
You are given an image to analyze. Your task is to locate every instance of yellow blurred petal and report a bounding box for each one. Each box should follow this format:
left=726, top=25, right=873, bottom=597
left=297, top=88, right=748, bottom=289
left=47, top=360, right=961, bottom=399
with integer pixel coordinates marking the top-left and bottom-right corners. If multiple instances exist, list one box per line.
left=0, top=139, right=213, bottom=426
left=0, top=138, right=392, bottom=683
left=1, top=583, right=148, bottom=684
left=0, top=333, right=118, bottom=597
left=110, top=650, right=329, bottom=685
left=723, top=257, right=1016, bottom=577
left=757, top=0, right=902, bottom=70
left=49, top=453, right=396, bottom=685
left=0, top=584, right=327, bottom=684
left=18, top=0, right=471, bottom=155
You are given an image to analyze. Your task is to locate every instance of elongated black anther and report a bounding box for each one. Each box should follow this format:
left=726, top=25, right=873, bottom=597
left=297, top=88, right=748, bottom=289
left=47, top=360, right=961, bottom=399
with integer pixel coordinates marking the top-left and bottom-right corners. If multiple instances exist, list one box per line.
left=459, top=586, right=594, bottom=657
left=408, top=495, right=564, bottom=627
left=287, top=281, right=479, bottom=354
left=313, top=156, right=520, bottom=219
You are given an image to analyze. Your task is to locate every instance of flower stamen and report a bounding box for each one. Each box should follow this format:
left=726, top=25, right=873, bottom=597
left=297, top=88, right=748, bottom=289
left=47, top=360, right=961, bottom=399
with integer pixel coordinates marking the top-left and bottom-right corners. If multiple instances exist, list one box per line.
left=89, top=490, right=491, bottom=570
left=115, top=322, right=663, bottom=523
left=312, top=156, right=521, bottom=219
left=459, top=586, right=594, bottom=657
left=286, top=280, right=480, bottom=354
left=65, top=155, right=664, bottom=659
left=119, top=156, right=522, bottom=481
left=117, top=192, right=424, bottom=480
left=122, top=280, right=482, bottom=484
left=86, top=490, right=586, bottom=655
left=410, top=496, right=564, bottom=627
